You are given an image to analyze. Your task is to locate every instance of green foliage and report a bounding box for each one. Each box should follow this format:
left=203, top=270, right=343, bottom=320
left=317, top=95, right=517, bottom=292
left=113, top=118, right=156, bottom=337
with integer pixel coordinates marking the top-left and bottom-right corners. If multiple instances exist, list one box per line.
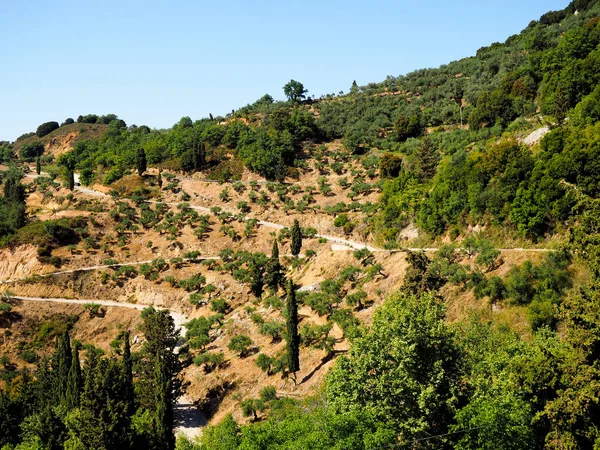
left=135, top=148, right=147, bottom=175
left=19, top=140, right=44, bottom=161
left=36, top=121, right=59, bottom=138
left=394, top=113, right=423, bottom=142
left=327, top=291, right=461, bottom=442
left=283, top=79, right=308, bottom=103
left=285, top=280, right=300, bottom=374
left=290, top=219, right=302, bottom=256
left=228, top=335, right=253, bottom=357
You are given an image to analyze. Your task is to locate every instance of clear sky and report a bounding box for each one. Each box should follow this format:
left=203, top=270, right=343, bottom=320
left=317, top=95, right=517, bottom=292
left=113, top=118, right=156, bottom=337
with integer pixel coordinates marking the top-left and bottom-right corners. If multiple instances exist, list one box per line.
left=0, top=0, right=569, bottom=141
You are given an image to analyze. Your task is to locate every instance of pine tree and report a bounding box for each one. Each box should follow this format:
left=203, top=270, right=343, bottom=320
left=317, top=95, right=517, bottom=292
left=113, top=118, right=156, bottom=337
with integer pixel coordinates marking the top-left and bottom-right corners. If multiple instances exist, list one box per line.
left=264, top=240, right=283, bottom=291
left=136, top=148, right=147, bottom=176
left=416, top=136, right=438, bottom=181
left=54, top=331, right=72, bottom=404
left=290, top=219, right=302, bottom=257
left=285, top=279, right=300, bottom=381
left=65, top=342, right=81, bottom=409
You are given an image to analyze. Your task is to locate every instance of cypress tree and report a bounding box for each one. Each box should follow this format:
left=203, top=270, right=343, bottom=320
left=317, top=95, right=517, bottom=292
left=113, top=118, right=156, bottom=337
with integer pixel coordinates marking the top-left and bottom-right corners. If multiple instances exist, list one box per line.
left=65, top=343, right=81, bottom=409
left=66, top=170, right=75, bottom=191
left=54, top=331, right=72, bottom=404
left=249, top=261, right=264, bottom=299
left=154, top=354, right=174, bottom=450
left=285, top=279, right=300, bottom=381
left=136, top=148, right=147, bottom=176
left=195, top=141, right=206, bottom=170
left=36, top=155, right=41, bottom=175
left=265, top=240, right=283, bottom=291
left=122, top=331, right=135, bottom=415
left=290, top=219, right=302, bottom=257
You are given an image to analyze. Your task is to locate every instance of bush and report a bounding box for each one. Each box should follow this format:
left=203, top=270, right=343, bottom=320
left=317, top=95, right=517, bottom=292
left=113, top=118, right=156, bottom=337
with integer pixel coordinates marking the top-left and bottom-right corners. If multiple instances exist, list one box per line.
left=193, top=351, right=225, bottom=372
left=19, top=350, right=38, bottom=364
left=210, top=298, right=230, bottom=314
left=228, top=335, right=254, bottom=357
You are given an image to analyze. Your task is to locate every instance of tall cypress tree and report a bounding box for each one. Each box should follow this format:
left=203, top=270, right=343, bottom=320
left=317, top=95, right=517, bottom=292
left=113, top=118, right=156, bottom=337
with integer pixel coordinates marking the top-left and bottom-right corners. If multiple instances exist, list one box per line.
left=65, top=343, right=81, bottom=409
left=122, top=331, right=135, bottom=415
left=285, top=279, right=300, bottom=381
left=265, top=240, right=283, bottom=291
left=36, top=155, right=41, bottom=175
left=154, top=354, right=174, bottom=450
left=136, top=148, right=147, bottom=176
left=195, top=141, right=206, bottom=170
left=66, top=169, right=75, bottom=191
left=290, top=219, right=302, bottom=257
left=54, top=331, right=72, bottom=404
left=249, top=261, right=264, bottom=299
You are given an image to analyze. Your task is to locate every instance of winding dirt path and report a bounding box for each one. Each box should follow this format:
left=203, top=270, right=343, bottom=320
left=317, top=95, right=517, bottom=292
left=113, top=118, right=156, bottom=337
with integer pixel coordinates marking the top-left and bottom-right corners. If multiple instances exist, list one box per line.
left=27, top=172, right=552, bottom=254
left=0, top=257, right=220, bottom=285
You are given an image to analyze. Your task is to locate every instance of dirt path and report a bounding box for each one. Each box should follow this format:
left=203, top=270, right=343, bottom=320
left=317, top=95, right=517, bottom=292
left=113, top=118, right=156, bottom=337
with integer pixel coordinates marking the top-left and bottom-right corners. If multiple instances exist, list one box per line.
left=29, top=173, right=552, bottom=254
left=5, top=294, right=205, bottom=439
left=0, top=256, right=221, bottom=285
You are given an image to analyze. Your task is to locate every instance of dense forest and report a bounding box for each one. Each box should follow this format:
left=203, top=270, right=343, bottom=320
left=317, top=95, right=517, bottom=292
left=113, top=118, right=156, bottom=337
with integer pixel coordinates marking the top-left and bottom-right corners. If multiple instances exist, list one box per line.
left=0, top=308, right=185, bottom=450
left=2, top=0, right=600, bottom=448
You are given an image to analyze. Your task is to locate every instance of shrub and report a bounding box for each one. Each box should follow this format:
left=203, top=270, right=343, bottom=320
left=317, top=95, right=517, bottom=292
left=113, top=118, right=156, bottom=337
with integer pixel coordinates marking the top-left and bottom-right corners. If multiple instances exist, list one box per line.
left=193, top=352, right=225, bottom=372
left=228, top=335, right=254, bottom=357
left=210, top=298, right=230, bottom=314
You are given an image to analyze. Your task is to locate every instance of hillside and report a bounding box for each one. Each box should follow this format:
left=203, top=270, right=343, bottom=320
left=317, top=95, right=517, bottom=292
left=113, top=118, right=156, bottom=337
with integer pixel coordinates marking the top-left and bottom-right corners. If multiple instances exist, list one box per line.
left=1, top=1, right=600, bottom=449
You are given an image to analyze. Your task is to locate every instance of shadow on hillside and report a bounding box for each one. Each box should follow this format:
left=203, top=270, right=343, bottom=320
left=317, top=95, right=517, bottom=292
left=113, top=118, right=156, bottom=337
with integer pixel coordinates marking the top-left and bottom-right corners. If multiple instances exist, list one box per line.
left=198, top=380, right=236, bottom=420
left=300, top=350, right=347, bottom=385
left=173, top=399, right=207, bottom=430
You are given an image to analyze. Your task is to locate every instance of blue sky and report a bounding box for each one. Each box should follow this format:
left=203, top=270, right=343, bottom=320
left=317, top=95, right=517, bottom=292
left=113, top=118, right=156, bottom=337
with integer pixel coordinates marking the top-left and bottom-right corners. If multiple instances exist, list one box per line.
left=0, top=0, right=568, bottom=140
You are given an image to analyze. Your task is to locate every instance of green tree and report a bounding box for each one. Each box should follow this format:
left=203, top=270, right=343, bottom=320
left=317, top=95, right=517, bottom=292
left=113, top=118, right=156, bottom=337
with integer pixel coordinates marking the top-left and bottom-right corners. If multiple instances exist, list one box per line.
left=264, top=240, right=283, bottom=291
left=228, top=335, right=254, bottom=357
left=66, top=169, right=75, bottom=191
left=290, top=219, right=302, bottom=257
left=19, top=141, right=44, bottom=161
left=122, top=331, right=134, bottom=415
left=199, top=414, right=241, bottom=449
left=415, top=135, right=439, bottom=181
left=285, top=279, right=300, bottom=381
left=249, top=261, right=264, bottom=299
left=36, top=121, right=59, bottom=137
left=54, top=330, right=73, bottom=405
left=65, top=343, right=82, bottom=410
left=136, top=148, right=147, bottom=176
left=137, top=308, right=184, bottom=449
left=154, top=353, right=173, bottom=450
left=283, top=80, right=308, bottom=103
left=36, top=155, right=41, bottom=175
left=326, top=291, right=461, bottom=444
